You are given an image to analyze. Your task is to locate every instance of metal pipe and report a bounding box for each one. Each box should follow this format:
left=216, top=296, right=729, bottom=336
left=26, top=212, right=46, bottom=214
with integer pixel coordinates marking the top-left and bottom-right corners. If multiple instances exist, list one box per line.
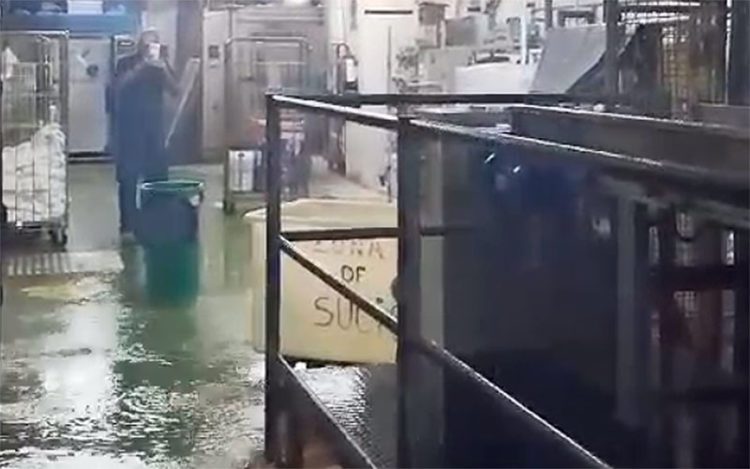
left=283, top=227, right=399, bottom=242
left=273, top=95, right=399, bottom=129
left=284, top=93, right=571, bottom=107
left=604, top=0, right=619, bottom=105
left=281, top=225, right=469, bottom=242
left=414, top=340, right=610, bottom=469
left=279, top=237, right=398, bottom=334
left=264, top=94, right=282, bottom=463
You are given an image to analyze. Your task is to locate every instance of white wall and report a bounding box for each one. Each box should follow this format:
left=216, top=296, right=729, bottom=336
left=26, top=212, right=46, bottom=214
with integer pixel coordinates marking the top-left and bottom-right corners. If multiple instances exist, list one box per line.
left=343, top=0, right=419, bottom=190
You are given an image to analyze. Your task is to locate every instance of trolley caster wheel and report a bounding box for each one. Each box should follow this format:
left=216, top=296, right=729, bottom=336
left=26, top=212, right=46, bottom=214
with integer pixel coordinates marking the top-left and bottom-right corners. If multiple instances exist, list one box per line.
left=223, top=200, right=236, bottom=214
left=50, top=229, right=68, bottom=246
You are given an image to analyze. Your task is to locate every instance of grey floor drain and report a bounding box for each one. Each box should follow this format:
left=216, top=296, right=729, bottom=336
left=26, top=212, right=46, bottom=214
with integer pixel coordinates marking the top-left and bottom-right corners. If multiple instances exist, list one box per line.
left=4, top=251, right=124, bottom=277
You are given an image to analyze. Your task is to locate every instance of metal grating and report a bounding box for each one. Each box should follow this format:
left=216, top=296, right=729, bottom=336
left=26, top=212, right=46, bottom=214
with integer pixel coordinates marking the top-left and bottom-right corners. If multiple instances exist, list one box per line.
left=296, top=364, right=397, bottom=468
left=4, top=250, right=123, bottom=277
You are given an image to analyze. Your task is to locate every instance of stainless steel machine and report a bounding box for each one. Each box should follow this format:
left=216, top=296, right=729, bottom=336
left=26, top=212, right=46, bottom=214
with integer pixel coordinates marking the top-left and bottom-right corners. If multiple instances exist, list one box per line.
left=68, top=36, right=111, bottom=155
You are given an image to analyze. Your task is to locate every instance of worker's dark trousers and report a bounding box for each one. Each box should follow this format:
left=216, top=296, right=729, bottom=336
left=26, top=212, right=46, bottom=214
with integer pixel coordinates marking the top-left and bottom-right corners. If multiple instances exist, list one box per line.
left=118, top=176, right=138, bottom=233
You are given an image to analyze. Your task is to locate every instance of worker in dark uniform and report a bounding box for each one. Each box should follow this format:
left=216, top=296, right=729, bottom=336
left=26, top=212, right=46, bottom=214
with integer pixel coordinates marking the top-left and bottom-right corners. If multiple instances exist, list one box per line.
left=113, top=29, right=177, bottom=239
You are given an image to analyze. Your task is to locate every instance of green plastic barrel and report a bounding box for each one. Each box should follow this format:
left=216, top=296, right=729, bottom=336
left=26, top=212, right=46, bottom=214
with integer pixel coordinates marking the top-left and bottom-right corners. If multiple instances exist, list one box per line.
left=137, top=180, right=204, bottom=307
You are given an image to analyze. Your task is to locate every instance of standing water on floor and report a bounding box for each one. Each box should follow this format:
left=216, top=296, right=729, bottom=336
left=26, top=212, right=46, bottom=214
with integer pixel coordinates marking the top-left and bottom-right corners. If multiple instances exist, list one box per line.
left=0, top=165, right=264, bottom=468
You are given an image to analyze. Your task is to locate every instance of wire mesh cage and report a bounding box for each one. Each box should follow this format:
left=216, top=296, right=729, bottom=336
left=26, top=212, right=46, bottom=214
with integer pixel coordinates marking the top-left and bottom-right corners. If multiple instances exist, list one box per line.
left=1, top=32, right=69, bottom=243
left=222, top=37, right=313, bottom=211
left=618, top=0, right=728, bottom=118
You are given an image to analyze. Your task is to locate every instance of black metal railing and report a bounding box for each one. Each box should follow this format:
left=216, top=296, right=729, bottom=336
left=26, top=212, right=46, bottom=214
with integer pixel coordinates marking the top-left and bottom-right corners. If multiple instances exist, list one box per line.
left=263, top=93, right=748, bottom=468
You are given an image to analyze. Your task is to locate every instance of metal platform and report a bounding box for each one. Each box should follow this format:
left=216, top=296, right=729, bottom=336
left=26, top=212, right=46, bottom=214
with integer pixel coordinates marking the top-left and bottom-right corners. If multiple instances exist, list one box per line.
left=296, top=364, right=397, bottom=468
left=263, top=93, right=749, bottom=469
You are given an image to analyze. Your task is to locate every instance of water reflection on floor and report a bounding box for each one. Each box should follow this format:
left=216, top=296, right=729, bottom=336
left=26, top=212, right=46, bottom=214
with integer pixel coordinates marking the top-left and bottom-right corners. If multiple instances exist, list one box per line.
left=1, top=165, right=264, bottom=468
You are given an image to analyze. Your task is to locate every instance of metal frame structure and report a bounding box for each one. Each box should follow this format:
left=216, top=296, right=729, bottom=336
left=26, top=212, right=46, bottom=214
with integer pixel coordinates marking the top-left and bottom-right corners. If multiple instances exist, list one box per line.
left=263, top=93, right=748, bottom=468
left=222, top=36, right=313, bottom=212
left=0, top=30, right=70, bottom=245
left=220, top=1, right=325, bottom=213
left=605, top=0, right=749, bottom=117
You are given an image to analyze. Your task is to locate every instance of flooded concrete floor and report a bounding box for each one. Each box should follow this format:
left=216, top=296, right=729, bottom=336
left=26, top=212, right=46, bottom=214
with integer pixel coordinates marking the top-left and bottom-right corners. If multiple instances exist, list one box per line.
left=1, top=164, right=264, bottom=468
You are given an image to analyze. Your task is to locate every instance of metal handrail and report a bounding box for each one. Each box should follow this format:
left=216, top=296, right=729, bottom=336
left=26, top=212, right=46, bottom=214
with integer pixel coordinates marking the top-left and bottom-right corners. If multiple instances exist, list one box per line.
left=415, top=340, right=609, bottom=468
left=281, top=226, right=461, bottom=242
left=261, top=92, right=749, bottom=468
left=273, top=95, right=399, bottom=129
left=263, top=93, right=615, bottom=468
left=409, top=118, right=749, bottom=200
left=273, top=92, right=749, bottom=202
left=285, top=92, right=572, bottom=106
left=283, top=227, right=398, bottom=242
left=279, top=233, right=610, bottom=468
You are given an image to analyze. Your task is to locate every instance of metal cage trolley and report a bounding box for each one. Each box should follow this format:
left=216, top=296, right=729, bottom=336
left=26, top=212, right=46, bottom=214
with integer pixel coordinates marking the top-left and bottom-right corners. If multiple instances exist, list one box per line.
left=1, top=31, right=69, bottom=244
left=222, top=35, right=311, bottom=212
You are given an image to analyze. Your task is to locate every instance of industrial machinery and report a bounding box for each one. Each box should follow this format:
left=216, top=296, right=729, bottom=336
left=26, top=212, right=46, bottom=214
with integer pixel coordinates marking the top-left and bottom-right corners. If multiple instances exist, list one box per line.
left=68, top=35, right=110, bottom=155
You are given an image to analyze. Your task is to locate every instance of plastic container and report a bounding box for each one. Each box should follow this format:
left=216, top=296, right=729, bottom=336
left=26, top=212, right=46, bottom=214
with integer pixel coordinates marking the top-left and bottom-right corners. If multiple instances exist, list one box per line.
left=137, top=179, right=204, bottom=306
left=245, top=198, right=397, bottom=364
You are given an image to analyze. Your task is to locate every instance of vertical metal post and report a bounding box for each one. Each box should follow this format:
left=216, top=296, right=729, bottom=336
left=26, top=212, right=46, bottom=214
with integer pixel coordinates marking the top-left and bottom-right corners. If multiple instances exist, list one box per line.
left=693, top=226, right=724, bottom=466
left=615, top=200, right=650, bottom=430
left=714, top=0, right=728, bottom=104
left=223, top=41, right=233, bottom=203
left=728, top=0, right=750, bottom=105
left=265, top=94, right=282, bottom=463
left=60, top=35, right=70, bottom=231
left=656, top=210, right=677, bottom=466
left=0, top=74, right=3, bottom=307
left=396, top=116, right=422, bottom=468
left=733, top=231, right=749, bottom=466
left=544, top=0, right=553, bottom=31
left=604, top=0, right=619, bottom=106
